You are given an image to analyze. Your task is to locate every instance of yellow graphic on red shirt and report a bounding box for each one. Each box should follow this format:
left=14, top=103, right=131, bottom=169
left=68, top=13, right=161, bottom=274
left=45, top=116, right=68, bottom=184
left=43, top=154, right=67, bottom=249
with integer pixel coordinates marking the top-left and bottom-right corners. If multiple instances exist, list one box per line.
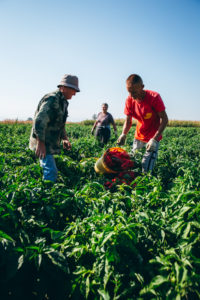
left=144, top=112, right=152, bottom=119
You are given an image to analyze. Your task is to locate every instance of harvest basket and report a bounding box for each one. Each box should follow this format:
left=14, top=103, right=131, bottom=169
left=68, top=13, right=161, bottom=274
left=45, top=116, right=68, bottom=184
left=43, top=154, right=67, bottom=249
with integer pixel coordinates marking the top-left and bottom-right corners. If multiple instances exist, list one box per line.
left=94, top=147, right=132, bottom=174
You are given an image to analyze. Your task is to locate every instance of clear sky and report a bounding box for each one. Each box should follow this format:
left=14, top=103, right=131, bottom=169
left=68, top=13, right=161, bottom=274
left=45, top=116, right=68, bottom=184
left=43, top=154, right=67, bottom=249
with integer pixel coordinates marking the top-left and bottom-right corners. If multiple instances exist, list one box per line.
left=0, top=0, right=200, bottom=122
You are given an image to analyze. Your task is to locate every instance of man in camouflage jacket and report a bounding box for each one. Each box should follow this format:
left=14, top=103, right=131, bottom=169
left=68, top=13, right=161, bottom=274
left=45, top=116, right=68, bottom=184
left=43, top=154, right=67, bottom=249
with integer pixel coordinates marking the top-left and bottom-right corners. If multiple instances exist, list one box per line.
left=29, top=74, right=80, bottom=182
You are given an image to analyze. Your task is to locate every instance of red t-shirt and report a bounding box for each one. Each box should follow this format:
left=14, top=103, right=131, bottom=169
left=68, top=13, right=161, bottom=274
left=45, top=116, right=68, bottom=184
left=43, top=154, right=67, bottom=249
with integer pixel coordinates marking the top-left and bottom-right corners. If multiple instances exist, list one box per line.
left=124, top=90, right=165, bottom=142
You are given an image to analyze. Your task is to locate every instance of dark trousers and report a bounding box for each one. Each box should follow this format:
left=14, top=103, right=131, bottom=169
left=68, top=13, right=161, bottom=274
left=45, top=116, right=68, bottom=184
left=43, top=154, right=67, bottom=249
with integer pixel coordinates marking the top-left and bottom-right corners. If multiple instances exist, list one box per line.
left=95, top=126, right=111, bottom=145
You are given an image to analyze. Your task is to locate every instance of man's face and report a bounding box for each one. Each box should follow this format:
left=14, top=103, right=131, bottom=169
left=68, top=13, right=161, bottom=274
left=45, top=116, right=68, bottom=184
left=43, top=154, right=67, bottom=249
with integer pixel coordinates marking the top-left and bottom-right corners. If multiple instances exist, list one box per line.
left=102, top=105, right=108, bottom=113
left=126, top=82, right=144, bottom=99
left=60, top=86, right=77, bottom=100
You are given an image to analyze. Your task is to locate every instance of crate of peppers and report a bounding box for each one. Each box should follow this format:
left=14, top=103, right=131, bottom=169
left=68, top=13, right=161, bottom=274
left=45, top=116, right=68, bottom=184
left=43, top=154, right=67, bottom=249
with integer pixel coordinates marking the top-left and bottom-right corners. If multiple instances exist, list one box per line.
left=95, top=147, right=135, bottom=190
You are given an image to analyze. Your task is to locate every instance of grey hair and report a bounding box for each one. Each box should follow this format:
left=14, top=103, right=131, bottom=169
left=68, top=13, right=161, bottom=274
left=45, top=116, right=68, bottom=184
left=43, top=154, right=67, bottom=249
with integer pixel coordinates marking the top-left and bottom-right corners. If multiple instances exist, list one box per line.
left=102, top=103, right=108, bottom=107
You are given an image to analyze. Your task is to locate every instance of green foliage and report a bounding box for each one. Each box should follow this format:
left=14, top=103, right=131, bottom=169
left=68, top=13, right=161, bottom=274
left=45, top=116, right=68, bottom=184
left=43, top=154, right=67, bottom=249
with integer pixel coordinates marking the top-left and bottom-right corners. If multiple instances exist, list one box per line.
left=0, top=123, right=200, bottom=299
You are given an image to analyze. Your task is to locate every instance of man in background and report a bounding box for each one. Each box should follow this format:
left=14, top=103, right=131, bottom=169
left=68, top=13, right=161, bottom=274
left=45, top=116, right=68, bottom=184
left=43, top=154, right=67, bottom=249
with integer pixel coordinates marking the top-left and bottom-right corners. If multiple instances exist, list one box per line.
left=91, top=103, right=117, bottom=145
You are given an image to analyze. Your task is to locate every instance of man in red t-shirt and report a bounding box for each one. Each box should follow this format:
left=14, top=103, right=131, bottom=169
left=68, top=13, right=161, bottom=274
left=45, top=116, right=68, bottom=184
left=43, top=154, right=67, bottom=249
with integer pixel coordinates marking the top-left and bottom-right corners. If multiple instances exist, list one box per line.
left=117, top=74, right=168, bottom=172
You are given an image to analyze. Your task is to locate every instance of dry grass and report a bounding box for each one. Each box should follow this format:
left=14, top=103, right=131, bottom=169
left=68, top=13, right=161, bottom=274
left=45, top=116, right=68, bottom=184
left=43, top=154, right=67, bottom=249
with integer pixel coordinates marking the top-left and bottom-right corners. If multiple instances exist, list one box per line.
left=115, top=119, right=200, bottom=127
left=168, top=120, right=200, bottom=127
left=0, top=119, right=199, bottom=127
left=0, top=119, right=33, bottom=124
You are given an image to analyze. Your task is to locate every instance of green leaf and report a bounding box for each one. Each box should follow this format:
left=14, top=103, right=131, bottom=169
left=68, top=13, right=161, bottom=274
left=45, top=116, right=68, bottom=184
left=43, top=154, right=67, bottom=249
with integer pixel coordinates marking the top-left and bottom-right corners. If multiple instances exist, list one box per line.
left=17, top=255, right=24, bottom=270
left=103, top=258, right=112, bottom=289
left=98, top=289, right=110, bottom=300
left=101, top=232, right=115, bottom=247
left=174, top=262, right=180, bottom=283
left=0, top=230, right=14, bottom=242
left=86, top=274, right=90, bottom=299
left=182, top=222, right=191, bottom=239
left=149, top=275, right=169, bottom=287
left=35, top=254, right=42, bottom=270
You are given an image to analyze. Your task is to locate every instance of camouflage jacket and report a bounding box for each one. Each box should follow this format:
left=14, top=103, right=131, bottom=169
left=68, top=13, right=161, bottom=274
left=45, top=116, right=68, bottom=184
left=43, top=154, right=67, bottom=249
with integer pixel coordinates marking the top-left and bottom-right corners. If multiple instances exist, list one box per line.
left=29, top=90, right=69, bottom=154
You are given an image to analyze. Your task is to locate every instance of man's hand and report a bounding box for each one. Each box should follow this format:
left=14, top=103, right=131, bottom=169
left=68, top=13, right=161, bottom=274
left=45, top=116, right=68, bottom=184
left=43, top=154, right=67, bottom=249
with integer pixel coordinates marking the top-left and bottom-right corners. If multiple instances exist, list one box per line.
left=63, top=139, right=71, bottom=150
left=114, top=130, right=118, bottom=138
left=36, top=139, right=46, bottom=159
left=117, top=134, right=126, bottom=145
left=146, top=138, right=158, bottom=152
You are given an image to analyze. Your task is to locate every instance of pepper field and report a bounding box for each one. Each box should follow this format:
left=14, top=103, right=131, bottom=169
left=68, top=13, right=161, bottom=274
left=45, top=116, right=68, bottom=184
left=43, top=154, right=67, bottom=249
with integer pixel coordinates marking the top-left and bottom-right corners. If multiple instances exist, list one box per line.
left=0, top=122, right=200, bottom=300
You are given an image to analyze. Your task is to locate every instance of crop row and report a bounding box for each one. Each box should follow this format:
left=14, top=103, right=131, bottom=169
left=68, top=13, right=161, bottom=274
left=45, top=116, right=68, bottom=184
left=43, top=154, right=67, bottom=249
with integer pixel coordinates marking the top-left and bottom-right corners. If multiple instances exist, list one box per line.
left=0, top=123, right=200, bottom=299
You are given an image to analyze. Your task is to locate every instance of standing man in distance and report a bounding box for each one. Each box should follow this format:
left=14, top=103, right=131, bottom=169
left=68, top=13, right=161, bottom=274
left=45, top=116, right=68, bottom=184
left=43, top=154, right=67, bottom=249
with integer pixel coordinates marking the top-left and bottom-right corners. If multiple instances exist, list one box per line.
left=91, top=103, right=117, bottom=146
left=29, top=74, right=80, bottom=182
left=117, top=74, right=168, bottom=173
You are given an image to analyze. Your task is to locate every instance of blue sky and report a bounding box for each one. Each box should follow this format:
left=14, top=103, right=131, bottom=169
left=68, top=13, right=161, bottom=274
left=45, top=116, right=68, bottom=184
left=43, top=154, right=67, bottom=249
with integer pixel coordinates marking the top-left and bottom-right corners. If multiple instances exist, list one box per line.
left=0, top=0, right=200, bottom=122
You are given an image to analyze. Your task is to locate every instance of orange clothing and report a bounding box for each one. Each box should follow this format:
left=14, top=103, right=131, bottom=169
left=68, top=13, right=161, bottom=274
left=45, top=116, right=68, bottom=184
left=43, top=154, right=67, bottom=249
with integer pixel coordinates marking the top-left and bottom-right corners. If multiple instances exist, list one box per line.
left=124, top=90, right=165, bottom=142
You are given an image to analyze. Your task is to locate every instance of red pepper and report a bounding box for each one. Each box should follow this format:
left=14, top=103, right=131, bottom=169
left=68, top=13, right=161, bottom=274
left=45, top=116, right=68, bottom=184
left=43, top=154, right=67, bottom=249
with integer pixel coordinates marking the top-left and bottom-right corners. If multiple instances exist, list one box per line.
left=104, top=148, right=134, bottom=172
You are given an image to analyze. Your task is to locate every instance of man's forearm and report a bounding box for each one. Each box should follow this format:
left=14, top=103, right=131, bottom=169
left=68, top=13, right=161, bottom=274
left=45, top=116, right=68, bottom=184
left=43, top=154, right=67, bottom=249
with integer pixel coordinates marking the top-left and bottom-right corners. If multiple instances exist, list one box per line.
left=113, top=122, right=117, bottom=132
left=61, top=128, right=69, bottom=140
left=122, top=117, right=132, bottom=135
left=92, top=121, right=97, bottom=130
left=153, top=113, right=168, bottom=141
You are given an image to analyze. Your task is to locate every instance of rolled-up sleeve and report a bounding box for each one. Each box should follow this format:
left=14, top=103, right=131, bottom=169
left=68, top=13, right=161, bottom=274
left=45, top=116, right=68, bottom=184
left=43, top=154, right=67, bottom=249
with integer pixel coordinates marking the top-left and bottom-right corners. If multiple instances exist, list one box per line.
left=124, top=96, right=134, bottom=117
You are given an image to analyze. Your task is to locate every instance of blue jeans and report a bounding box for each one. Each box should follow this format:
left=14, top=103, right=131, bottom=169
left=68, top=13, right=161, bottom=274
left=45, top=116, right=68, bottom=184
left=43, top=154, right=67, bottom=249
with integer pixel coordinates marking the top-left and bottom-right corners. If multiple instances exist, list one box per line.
left=132, top=139, right=159, bottom=172
left=39, top=154, right=58, bottom=182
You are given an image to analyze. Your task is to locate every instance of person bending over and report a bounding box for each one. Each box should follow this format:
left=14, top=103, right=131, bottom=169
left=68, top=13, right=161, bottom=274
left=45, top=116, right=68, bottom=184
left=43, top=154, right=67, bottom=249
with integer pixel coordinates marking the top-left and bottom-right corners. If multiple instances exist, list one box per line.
left=29, top=74, right=80, bottom=182
left=117, top=74, right=168, bottom=173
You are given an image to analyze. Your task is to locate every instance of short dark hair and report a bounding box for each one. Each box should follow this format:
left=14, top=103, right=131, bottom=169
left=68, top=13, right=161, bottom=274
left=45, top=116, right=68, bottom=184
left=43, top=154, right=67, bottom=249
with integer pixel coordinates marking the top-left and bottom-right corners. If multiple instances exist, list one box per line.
left=126, top=74, right=143, bottom=85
